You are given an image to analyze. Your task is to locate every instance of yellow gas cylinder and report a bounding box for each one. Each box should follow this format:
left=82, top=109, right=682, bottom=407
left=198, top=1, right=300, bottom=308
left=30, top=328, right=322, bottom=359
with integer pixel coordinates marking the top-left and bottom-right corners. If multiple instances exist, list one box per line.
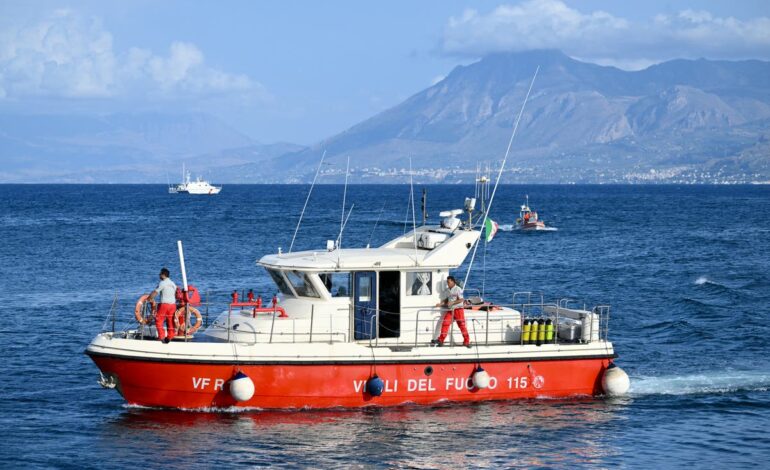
left=529, top=320, right=538, bottom=345
left=545, top=319, right=555, bottom=343
left=537, top=319, right=546, bottom=346
left=522, top=319, right=531, bottom=344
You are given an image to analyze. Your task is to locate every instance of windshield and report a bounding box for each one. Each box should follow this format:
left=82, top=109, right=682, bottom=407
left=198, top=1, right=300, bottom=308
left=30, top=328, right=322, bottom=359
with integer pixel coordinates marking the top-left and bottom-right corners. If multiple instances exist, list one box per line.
left=319, top=272, right=351, bottom=297
left=284, top=270, right=320, bottom=298
left=266, top=269, right=294, bottom=297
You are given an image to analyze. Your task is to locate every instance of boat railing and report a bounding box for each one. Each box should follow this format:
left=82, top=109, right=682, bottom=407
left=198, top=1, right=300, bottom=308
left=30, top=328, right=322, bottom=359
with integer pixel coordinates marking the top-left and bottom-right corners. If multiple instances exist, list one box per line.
left=101, top=290, right=610, bottom=346
left=215, top=305, right=349, bottom=344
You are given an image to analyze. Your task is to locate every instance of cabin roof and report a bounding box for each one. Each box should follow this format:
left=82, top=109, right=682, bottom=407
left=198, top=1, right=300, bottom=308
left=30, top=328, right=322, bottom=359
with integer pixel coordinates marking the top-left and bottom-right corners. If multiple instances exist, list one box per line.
left=258, top=225, right=480, bottom=271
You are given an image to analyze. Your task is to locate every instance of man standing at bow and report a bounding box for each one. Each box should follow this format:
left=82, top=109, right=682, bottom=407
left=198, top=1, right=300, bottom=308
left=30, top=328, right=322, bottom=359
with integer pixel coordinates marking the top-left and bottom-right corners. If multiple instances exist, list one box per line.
left=146, top=267, right=177, bottom=343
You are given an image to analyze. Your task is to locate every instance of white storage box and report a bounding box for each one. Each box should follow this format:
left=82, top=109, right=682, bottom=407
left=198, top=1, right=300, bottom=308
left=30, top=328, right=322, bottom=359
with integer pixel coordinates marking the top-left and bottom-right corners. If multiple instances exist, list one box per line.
left=557, top=317, right=582, bottom=342
left=417, top=232, right=450, bottom=250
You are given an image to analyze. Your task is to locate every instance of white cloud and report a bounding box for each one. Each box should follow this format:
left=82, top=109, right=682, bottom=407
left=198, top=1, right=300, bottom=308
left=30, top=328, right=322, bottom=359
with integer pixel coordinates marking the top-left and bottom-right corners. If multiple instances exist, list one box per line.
left=0, top=10, right=262, bottom=100
left=442, top=0, right=770, bottom=68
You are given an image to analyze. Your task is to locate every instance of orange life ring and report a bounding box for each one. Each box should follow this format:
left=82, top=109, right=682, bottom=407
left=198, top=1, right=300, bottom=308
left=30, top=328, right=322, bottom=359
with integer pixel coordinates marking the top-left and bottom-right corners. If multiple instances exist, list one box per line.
left=134, top=295, right=156, bottom=324
left=174, top=306, right=203, bottom=335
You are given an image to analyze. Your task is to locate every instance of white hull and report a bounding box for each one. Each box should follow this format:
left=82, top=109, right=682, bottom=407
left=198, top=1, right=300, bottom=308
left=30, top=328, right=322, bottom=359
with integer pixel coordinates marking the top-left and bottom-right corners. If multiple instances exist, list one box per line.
left=173, top=186, right=222, bottom=195
left=169, top=166, right=221, bottom=194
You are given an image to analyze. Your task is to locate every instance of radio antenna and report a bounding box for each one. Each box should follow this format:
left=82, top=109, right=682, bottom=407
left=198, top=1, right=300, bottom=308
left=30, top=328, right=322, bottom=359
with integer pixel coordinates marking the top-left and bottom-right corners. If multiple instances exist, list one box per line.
left=463, top=66, right=539, bottom=291
left=367, top=202, right=387, bottom=248
left=421, top=188, right=427, bottom=226
left=409, top=157, right=418, bottom=264
left=335, top=204, right=355, bottom=247
left=337, top=156, right=350, bottom=264
left=289, top=150, right=326, bottom=253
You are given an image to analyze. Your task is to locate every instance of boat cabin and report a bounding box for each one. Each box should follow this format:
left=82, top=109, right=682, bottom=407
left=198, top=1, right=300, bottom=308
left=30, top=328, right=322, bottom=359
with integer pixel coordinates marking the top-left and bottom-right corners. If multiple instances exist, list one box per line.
left=201, top=205, right=598, bottom=347
left=254, top=209, right=479, bottom=342
left=202, top=208, right=522, bottom=345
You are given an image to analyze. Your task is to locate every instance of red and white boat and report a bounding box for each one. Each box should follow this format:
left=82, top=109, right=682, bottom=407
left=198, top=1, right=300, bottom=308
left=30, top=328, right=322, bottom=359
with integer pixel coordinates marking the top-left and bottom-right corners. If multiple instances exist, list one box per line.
left=86, top=200, right=629, bottom=410
left=516, top=195, right=548, bottom=231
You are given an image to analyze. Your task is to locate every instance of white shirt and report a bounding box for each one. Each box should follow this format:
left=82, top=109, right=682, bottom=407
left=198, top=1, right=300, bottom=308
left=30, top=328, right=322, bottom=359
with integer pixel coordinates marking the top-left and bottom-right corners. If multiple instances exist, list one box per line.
left=442, top=285, right=463, bottom=307
left=154, top=277, right=177, bottom=304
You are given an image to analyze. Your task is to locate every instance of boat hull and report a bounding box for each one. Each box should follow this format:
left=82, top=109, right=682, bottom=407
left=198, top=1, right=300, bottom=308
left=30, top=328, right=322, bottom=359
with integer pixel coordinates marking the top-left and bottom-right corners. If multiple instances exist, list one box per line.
left=520, top=221, right=547, bottom=231
left=88, top=353, right=611, bottom=409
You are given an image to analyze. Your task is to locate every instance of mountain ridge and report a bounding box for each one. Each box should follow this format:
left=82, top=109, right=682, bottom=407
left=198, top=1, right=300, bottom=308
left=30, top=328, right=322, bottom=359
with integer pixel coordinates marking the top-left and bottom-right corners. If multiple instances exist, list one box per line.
left=1, top=50, right=769, bottom=183
left=259, top=50, right=770, bottom=183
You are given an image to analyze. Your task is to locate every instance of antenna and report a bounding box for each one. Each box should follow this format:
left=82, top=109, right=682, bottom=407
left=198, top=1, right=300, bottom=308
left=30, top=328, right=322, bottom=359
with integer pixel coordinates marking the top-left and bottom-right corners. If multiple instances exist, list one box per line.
left=367, top=202, right=386, bottom=248
left=409, top=157, right=418, bottom=264
left=402, top=179, right=412, bottom=235
left=421, top=188, right=427, bottom=226
left=337, top=156, right=350, bottom=264
left=463, top=66, right=539, bottom=291
left=335, top=204, right=355, bottom=247
left=289, top=150, right=326, bottom=253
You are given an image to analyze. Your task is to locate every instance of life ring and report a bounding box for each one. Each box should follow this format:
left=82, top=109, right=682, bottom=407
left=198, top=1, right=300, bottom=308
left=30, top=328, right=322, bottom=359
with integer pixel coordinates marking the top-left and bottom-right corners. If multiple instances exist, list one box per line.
left=174, top=306, right=203, bottom=335
left=134, top=295, right=156, bottom=324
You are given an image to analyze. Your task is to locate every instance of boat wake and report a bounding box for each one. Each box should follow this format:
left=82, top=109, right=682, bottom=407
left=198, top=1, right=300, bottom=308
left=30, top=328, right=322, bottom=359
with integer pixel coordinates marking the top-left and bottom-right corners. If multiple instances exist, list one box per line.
left=123, top=403, right=266, bottom=413
left=498, top=224, right=558, bottom=232
left=630, top=370, right=770, bottom=396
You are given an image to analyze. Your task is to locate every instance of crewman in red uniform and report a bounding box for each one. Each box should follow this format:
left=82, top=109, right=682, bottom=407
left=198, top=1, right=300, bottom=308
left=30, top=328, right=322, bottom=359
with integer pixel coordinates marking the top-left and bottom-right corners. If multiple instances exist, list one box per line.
left=432, top=276, right=471, bottom=348
left=146, top=268, right=177, bottom=343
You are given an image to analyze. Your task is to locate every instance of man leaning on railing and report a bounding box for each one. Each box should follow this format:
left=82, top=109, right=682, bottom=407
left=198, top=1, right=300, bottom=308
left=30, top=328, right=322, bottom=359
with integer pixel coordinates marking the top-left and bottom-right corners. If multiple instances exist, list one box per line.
left=431, top=276, right=471, bottom=348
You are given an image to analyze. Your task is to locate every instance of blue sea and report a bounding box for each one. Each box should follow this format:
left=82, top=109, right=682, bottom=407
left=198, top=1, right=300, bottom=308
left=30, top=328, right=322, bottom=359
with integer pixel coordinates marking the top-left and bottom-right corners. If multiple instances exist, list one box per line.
left=1, top=184, right=769, bottom=468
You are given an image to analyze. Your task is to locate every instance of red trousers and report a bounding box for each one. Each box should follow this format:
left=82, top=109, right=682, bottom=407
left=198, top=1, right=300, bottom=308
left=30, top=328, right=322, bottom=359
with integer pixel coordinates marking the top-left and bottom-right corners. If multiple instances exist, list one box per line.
left=155, top=303, right=177, bottom=341
left=437, top=308, right=470, bottom=345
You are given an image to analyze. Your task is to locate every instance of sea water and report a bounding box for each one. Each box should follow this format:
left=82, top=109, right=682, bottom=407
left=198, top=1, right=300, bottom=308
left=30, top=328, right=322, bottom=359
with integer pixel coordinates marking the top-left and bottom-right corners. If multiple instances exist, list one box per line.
left=0, top=184, right=768, bottom=468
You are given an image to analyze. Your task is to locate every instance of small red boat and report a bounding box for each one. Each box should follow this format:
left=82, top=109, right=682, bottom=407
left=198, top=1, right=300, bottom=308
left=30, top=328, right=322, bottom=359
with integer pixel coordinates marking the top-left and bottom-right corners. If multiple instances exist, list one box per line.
left=86, top=199, right=629, bottom=410
left=516, top=195, right=548, bottom=231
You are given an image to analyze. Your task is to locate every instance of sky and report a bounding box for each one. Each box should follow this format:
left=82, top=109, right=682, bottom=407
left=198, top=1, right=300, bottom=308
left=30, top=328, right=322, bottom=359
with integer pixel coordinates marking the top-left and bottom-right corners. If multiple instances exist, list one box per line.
left=1, top=0, right=769, bottom=144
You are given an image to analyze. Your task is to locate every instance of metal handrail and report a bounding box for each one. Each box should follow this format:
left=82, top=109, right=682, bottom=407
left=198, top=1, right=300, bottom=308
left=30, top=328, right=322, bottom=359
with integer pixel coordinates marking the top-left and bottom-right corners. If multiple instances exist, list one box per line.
left=106, top=290, right=613, bottom=347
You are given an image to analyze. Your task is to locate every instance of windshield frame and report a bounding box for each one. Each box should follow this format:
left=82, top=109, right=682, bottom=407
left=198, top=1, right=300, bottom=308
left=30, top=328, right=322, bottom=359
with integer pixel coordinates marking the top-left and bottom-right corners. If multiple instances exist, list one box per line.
left=284, top=270, right=321, bottom=298
left=265, top=268, right=296, bottom=298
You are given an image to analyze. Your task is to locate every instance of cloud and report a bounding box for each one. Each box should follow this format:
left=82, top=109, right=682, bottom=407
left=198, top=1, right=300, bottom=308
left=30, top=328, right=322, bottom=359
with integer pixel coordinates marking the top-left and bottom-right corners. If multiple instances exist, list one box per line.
left=441, top=1, right=770, bottom=68
left=0, top=9, right=262, bottom=100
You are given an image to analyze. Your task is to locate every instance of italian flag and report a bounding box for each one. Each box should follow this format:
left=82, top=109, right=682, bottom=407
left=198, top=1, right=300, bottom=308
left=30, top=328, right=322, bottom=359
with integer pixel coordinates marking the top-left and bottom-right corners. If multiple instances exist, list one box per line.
left=484, top=218, right=498, bottom=242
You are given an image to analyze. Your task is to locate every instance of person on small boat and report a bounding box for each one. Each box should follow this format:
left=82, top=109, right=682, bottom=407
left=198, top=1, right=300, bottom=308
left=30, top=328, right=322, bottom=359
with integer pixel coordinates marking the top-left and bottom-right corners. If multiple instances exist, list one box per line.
left=432, top=276, right=471, bottom=348
left=146, top=268, right=177, bottom=344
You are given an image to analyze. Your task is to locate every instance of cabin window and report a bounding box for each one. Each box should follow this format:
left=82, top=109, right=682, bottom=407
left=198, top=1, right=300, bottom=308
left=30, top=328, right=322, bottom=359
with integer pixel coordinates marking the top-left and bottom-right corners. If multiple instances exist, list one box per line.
left=357, top=275, right=372, bottom=302
left=406, top=272, right=432, bottom=295
left=266, top=268, right=294, bottom=297
left=285, top=270, right=320, bottom=298
left=319, top=272, right=351, bottom=297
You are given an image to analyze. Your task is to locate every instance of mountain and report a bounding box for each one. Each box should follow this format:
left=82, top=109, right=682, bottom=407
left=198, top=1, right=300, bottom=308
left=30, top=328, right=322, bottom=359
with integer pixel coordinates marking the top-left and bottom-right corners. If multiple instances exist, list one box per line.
left=2, top=50, right=769, bottom=183
left=268, top=50, right=770, bottom=183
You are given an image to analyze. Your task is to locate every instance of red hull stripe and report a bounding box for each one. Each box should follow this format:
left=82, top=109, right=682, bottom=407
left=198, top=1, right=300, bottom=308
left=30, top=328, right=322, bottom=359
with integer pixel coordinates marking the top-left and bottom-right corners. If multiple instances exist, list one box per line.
left=86, top=350, right=616, bottom=366
left=90, top=355, right=612, bottom=409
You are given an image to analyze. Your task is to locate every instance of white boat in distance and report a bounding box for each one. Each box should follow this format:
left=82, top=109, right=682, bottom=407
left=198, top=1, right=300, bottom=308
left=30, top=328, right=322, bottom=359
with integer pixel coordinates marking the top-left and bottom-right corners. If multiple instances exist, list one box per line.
left=169, top=165, right=221, bottom=195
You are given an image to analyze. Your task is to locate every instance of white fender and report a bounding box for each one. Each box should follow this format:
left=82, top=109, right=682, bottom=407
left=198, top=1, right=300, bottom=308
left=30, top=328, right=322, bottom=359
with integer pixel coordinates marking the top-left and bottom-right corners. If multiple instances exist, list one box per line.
left=229, top=372, right=255, bottom=402
left=472, top=367, right=490, bottom=390
left=602, top=363, right=630, bottom=397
